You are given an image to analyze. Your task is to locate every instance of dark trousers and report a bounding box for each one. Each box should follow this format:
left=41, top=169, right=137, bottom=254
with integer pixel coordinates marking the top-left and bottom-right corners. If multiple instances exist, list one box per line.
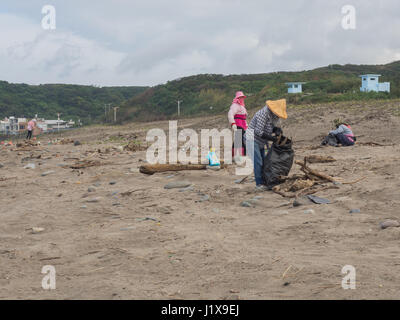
left=336, top=133, right=354, bottom=146
left=26, top=130, right=33, bottom=140
left=232, top=128, right=246, bottom=156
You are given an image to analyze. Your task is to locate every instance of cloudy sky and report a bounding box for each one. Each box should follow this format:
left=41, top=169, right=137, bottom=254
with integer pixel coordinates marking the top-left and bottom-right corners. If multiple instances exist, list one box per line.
left=1, top=0, right=399, bottom=86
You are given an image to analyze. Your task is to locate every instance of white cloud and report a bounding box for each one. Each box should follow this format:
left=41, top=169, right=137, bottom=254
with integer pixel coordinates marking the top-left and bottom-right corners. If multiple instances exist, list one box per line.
left=1, top=0, right=400, bottom=86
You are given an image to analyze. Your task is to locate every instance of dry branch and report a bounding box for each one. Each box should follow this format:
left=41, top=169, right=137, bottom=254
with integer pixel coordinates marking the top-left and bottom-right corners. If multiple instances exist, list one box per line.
left=304, top=155, right=336, bottom=164
left=295, top=160, right=337, bottom=182
left=140, top=162, right=226, bottom=175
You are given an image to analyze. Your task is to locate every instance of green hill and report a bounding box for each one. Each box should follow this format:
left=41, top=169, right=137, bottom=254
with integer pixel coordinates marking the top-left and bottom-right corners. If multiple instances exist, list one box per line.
left=119, top=61, right=400, bottom=123
left=0, top=82, right=148, bottom=123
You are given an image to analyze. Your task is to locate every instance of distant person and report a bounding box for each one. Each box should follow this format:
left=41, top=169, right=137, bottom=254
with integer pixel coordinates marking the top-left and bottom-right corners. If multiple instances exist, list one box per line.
left=228, top=91, right=248, bottom=159
left=26, top=119, right=36, bottom=140
left=245, top=99, right=287, bottom=191
left=322, top=119, right=356, bottom=147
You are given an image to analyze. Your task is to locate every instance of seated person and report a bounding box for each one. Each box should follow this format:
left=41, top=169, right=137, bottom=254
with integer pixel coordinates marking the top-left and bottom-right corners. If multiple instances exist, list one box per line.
left=328, top=119, right=356, bottom=147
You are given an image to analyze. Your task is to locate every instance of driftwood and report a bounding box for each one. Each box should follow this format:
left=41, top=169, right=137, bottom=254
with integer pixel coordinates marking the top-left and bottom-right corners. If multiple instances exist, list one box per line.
left=140, top=163, right=209, bottom=175
left=140, top=162, right=226, bottom=175
left=295, top=160, right=337, bottom=183
left=0, top=177, right=17, bottom=182
left=304, top=155, right=336, bottom=164
left=63, top=160, right=102, bottom=169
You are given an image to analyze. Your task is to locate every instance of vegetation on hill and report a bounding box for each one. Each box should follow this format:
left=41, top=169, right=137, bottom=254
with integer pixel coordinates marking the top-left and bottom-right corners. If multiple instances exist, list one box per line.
left=0, top=82, right=148, bottom=123
left=2, top=61, right=399, bottom=124
left=119, top=61, right=400, bottom=123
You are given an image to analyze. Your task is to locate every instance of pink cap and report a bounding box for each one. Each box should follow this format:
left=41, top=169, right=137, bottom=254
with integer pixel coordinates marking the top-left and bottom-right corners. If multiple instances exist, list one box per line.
left=234, top=91, right=247, bottom=99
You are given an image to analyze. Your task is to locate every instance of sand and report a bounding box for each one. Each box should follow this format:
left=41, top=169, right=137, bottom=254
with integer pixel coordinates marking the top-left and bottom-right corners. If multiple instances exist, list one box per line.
left=1, top=100, right=400, bottom=299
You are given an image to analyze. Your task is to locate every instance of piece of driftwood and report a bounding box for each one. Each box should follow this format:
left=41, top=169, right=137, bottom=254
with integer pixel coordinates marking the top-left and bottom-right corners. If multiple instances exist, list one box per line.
left=140, top=163, right=208, bottom=175
left=0, top=176, right=17, bottom=182
left=295, top=160, right=337, bottom=183
left=304, top=155, right=336, bottom=164
left=340, top=176, right=367, bottom=185
left=296, top=184, right=339, bottom=197
left=140, top=162, right=226, bottom=175
left=63, top=160, right=102, bottom=169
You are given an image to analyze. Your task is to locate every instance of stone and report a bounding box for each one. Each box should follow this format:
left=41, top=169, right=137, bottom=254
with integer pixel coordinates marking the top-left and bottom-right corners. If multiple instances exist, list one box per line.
left=88, top=187, right=96, bottom=192
left=380, top=220, right=400, bottom=229
left=304, top=209, right=315, bottom=214
left=206, top=165, right=221, bottom=171
left=240, top=201, right=253, bottom=208
left=109, top=181, right=117, bottom=185
left=293, top=196, right=313, bottom=207
left=164, top=181, right=192, bottom=189
left=349, top=209, right=361, bottom=214
left=86, top=197, right=102, bottom=203
left=212, top=208, right=220, bottom=214
left=24, top=163, right=36, bottom=169
left=31, top=227, right=45, bottom=234
left=80, top=205, right=87, bottom=209
left=74, top=141, right=81, bottom=146
left=179, top=186, right=194, bottom=192
left=93, top=182, right=101, bottom=187
left=0, top=163, right=3, bottom=168
left=196, top=194, right=210, bottom=202
left=158, top=207, right=171, bottom=214
left=41, top=170, right=55, bottom=176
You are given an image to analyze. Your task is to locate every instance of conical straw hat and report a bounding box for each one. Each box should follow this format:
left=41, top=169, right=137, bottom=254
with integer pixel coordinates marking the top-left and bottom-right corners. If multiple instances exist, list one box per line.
left=266, top=99, right=287, bottom=119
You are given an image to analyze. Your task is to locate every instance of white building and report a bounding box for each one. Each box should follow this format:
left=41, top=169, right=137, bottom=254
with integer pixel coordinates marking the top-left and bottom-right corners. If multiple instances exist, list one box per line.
left=360, top=74, right=390, bottom=93
left=286, top=82, right=306, bottom=94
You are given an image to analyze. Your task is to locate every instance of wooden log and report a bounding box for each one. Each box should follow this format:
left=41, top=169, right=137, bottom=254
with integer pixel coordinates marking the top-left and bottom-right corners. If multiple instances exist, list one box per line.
left=295, top=160, right=337, bottom=183
left=140, top=163, right=208, bottom=175
left=304, top=155, right=336, bottom=164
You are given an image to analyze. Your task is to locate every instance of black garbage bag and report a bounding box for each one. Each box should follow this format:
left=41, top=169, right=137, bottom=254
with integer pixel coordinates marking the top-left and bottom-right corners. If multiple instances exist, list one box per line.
left=321, top=133, right=338, bottom=147
left=263, top=137, right=295, bottom=188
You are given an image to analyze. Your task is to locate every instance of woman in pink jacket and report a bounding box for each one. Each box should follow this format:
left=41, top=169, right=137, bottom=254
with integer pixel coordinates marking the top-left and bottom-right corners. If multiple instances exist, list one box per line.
left=228, top=91, right=248, bottom=157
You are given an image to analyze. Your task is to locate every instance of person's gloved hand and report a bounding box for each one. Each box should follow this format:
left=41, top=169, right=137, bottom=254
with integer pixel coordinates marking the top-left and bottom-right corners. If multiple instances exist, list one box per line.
left=273, top=127, right=283, bottom=136
left=231, top=124, right=237, bottom=132
left=261, top=132, right=277, bottom=142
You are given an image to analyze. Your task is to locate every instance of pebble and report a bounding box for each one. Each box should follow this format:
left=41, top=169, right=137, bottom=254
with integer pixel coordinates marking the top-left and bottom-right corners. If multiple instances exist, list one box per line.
left=93, top=182, right=101, bottom=187
left=349, top=209, right=361, bottom=214
left=86, top=197, right=102, bottom=203
left=304, top=209, right=315, bottom=214
left=240, top=201, right=253, bottom=208
left=31, top=227, right=45, bottom=234
left=212, top=208, right=220, bottom=214
left=80, top=205, right=87, bottom=209
left=74, top=141, right=81, bottom=146
left=0, top=163, right=3, bottom=168
left=41, top=170, right=55, bottom=176
left=380, top=220, right=400, bottom=229
left=88, top=187, right=96, bottom=192
left=164, top=181, right=192, bottom=189
left=207, top=165, right=221, bottom=171
left=179, top=186, right=194, bottom=192
left=196, top=194, right=210, bottom=202
left=24, top=163, right=36, bottom=169
left=158, top=207, right=171, bottom=214
left=293, top=196, right=312, bottom=207
left=109, top=181, right=117, bottom=185
left=120, top=226, right=135, bottom=231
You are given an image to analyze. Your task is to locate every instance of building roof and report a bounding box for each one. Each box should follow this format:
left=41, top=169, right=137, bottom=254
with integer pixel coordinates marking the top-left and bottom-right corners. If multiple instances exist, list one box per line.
left=359, top=74, right=381, bottom=77
left=285, top=82, right=306, bottom=85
